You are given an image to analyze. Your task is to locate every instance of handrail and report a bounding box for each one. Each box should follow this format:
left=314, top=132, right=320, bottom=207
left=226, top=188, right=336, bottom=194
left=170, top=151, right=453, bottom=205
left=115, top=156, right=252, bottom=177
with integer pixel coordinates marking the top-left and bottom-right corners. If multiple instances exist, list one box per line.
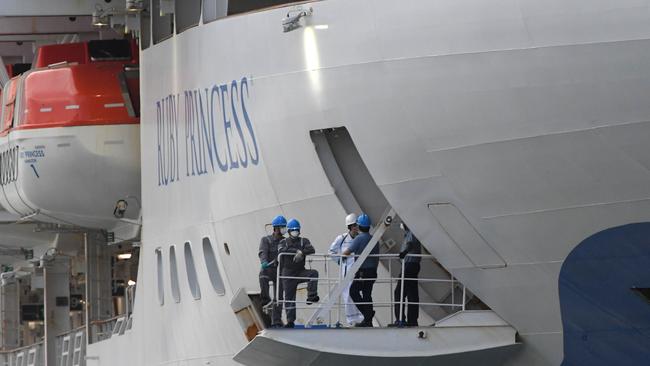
left=275, top=250, right=467, bottom=328
left=0, top=340, right=43, bottom=354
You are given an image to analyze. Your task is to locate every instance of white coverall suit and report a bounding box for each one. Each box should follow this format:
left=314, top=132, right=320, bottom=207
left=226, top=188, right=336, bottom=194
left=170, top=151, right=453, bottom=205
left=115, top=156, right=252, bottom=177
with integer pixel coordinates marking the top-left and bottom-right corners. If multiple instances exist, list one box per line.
left=329, top=233, right=365, bottom=326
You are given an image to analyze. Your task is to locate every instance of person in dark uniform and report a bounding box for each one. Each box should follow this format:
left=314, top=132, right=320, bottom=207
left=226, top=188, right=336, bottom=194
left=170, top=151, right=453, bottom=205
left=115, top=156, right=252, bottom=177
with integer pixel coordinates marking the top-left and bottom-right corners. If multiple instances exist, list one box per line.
left=344, top=214, right=379, bottom=327
left=278, top=218, right=319, bottom=328
left=258, top=215, right=287, bottom=327
left=394, top=223, right=422, bottom=327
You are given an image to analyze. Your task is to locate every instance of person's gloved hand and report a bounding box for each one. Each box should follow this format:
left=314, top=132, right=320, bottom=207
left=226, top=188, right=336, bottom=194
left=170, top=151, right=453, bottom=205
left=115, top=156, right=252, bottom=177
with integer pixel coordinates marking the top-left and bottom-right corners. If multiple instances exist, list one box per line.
left=261, top=261, right=270, bottom=270
left=399, top=250, right=408, bottom=260
left=293, top=250, right=304, bottom=263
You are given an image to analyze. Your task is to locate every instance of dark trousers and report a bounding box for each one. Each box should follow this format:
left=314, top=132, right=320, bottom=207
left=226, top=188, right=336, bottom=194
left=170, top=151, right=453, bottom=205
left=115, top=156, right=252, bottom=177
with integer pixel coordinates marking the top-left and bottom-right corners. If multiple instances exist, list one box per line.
left=350, top=268, right=377, bottom=324
left=282, top=269, right=319, bottom=323
left=394, top=262, right=421, bottom=325
left=259, top=267, right=283, bottom=325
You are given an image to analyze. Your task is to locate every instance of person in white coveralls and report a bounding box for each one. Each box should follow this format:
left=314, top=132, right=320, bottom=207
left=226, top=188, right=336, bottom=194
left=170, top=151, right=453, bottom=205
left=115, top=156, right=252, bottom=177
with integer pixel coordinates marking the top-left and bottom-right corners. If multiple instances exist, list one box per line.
left=328, top=213, right=365, bottom=326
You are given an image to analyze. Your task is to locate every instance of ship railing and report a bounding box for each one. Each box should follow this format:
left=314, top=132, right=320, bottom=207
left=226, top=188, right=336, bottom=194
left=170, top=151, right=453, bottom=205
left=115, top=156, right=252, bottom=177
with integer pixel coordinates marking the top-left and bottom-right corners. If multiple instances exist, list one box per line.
left=0, top=340, right=44, bottom=366
left=274, top=252, right=466, bottom=328
left=89, top=314, right=131, bottom=344
left=55, top=326, right=85, bottom=366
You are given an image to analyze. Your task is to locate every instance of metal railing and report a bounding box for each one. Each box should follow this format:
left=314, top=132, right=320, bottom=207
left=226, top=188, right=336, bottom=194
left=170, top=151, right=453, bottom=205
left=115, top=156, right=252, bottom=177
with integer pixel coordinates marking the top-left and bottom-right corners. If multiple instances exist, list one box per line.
left=274, top=252, right=466, bottom=328
left=55, top=326, right=86, bottom=366
left=0, top=341, right=44, bottom=366
left=89, top=314, right=131, bottom=344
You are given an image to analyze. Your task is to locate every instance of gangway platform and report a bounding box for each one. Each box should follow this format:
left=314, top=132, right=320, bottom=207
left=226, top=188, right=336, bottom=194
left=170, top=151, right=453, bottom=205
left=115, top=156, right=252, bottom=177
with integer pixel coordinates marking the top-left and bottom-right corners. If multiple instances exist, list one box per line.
left=233, top=310, right=520, bottom=366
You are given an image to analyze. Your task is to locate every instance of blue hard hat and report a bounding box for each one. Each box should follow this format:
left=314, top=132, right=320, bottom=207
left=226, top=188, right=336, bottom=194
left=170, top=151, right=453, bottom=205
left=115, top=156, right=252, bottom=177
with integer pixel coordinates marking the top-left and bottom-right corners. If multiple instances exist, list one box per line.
left=287, top=219, right=301, bottom=231
left=271, top=215, right=287, bottom=227
left=357, top=214, right=371, bottom=228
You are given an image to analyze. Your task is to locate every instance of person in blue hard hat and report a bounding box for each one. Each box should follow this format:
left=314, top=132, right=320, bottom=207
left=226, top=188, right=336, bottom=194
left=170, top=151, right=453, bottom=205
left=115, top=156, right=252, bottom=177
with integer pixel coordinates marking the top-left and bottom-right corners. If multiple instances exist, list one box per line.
left=343, top=213, right=379, bottom=327
left=258, top=215, right=287, bottom=327
left=393, top=223, right=422, bottom=327
left=278, top=219, right=319, bottom=328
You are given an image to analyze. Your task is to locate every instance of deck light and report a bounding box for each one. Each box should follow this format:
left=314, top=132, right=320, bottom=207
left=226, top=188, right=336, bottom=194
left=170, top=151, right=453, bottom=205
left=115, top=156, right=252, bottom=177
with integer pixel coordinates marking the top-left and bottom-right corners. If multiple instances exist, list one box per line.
left=117, top=253, right=132, bottom=260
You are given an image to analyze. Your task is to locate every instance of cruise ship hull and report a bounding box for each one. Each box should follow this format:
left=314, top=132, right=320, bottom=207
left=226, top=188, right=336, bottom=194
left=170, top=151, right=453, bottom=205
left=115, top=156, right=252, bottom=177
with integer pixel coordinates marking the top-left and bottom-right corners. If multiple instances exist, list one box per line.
left=89, top=1, right=650, bottom=365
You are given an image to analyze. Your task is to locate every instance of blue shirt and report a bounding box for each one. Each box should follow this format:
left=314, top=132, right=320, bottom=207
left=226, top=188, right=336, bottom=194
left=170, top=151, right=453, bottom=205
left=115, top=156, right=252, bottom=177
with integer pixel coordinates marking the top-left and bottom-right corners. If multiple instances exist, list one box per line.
left=348, top=232, right=379, bottom=269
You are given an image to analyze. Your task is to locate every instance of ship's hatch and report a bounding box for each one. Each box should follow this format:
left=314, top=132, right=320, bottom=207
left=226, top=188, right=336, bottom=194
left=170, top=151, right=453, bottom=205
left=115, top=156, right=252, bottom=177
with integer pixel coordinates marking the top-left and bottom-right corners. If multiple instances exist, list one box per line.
left=310, top=128, right=489, bottom=321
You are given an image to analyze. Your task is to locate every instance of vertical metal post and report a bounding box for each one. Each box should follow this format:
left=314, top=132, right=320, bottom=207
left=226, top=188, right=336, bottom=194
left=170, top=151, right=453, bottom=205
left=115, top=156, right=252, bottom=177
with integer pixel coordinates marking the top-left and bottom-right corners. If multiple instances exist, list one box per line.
left=275, top=254, right=281, bottom=317
left=324, top=257, right=331, bottom=327
left=337, top=256, right=343, bottom=326
left=388, top=258, right=393, bottom=324
left=0, top=56, right=9, bottom=88
left=398, top=258, right=406, bottom=324
left=462, top=285, right=467, bottom=312
left=84, top=232, right=90, bottom=346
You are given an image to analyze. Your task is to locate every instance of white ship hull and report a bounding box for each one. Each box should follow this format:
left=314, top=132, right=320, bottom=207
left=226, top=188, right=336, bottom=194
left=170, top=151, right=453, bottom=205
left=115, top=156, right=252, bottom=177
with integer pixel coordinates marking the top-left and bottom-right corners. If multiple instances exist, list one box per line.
left=88, top=1, right=650, bottom=365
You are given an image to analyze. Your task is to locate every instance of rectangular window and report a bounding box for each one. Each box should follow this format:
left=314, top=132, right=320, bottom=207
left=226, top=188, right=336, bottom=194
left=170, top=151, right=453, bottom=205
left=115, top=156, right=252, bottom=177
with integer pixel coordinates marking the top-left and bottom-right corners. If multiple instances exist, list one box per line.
left=156, top=248, right=164, bottom=305
left=176, top=0, right=201, bottom=33
left=202, top=0, right=228, bottom=23
left=228, top=0, right=304, bottom=16
left=152, top=0, right=174, bottom=44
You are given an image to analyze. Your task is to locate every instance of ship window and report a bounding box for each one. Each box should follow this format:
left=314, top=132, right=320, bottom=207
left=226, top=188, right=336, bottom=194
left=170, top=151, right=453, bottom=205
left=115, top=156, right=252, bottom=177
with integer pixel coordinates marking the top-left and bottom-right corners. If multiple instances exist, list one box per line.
left=88, top=40, right=132, bottom=61
left=169, top=246, right=181, bottom=303
left=176, top=0, right=201, bottom=33
left=203, top=238, right=226, bottom=295
left=184, top=242, right=201, bottom=300
left=203, top=0, right=228, bottom=23
left=632, top=287, right=650, bottom=304
left=141, top=5, right=151, bottom=50
left=156, top=248, right=164, bottom=305
left=228, top=1, right=305, bottom=16
left=152, top=0, right=174, bottom=44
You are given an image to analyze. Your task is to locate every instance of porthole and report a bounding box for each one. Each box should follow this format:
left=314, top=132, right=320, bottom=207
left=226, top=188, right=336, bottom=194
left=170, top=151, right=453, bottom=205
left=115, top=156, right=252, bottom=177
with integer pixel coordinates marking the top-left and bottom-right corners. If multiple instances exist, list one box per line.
left=184, top=242, right=201, bottom=300
left=169, top=246, right=181, bottom=303
left=155, top=248, right=164, bottom=305
left=203, top=238, right=226, bottom=295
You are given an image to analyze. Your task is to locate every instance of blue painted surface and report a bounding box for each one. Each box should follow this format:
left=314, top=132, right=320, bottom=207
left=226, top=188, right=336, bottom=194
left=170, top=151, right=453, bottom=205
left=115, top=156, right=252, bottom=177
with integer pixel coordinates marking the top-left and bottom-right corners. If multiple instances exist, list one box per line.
left=559, top=223, right=650, bottom=366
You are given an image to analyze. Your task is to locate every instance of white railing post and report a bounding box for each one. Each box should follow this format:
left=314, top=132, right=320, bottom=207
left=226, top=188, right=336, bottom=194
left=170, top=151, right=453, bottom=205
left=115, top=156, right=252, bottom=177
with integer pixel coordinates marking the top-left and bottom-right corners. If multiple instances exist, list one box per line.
left=388, top=258, right=393, bottom=324
left=462, top=284, right=467, bottom=311
left=398, top=258, right=406, bottom=325
left=305, top=208, right=395, bottom=327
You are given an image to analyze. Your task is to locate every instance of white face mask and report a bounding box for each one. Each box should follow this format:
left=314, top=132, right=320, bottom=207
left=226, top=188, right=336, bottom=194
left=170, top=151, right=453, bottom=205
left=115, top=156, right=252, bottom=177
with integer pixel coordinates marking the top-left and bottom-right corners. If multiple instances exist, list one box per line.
left=289, top=231, right=300, bottom=238
left=400, top=223, right=405, bottom=231
left=280, top=227, right=287, bottom=235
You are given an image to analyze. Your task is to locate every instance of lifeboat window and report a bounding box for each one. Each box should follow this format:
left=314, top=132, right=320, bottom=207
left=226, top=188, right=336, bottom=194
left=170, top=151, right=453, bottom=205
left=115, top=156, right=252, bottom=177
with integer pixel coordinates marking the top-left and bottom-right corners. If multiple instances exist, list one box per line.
left=202, top=238, right=226, bottom=295
left=228, top=0, right=306, bottom=16
left=184, top=242, right=202, bottom=300
left=152, top=0, right=174, bottom=45
left=88, top=40, right=132, bottom=62
left=169, top=245, right=181, bottom=303
left=176, top=0, right=201, bottom=33
left=203, top=0, right=228, bottom=23
left=156, top=248, right=164, bottom=305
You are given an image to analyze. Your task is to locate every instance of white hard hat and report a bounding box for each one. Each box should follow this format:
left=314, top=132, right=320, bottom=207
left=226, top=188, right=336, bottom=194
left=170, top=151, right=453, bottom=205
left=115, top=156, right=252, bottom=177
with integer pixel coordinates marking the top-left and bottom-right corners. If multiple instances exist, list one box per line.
left=345, top=213, right=358, bottom=227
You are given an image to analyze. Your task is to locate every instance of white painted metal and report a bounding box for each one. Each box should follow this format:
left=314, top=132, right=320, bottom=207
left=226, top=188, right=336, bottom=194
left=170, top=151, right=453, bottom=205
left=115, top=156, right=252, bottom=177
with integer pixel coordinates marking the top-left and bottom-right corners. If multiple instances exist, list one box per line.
left=234, top=311, right=518, bottom=366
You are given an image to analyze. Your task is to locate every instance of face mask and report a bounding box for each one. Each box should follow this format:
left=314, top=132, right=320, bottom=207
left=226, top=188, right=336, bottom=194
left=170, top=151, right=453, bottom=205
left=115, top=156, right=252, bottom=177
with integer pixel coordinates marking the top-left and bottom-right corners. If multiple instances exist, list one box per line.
left=280, top=227, right=287, bottom=235
left=289, top=231, right=300, bottom=238
left=400, top=223, right=405, bottom=231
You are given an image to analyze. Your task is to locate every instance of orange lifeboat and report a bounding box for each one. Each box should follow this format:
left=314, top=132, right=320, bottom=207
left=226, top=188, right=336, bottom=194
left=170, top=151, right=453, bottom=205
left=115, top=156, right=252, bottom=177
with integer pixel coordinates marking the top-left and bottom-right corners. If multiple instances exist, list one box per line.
left=0, top=39, right=141, bottom=239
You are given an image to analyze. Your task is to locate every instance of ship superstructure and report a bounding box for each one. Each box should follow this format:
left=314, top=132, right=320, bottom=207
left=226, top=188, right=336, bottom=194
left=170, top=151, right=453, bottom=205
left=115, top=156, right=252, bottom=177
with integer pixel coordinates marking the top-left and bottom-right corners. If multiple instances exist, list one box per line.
left=0, top=1, right=649, bottom=366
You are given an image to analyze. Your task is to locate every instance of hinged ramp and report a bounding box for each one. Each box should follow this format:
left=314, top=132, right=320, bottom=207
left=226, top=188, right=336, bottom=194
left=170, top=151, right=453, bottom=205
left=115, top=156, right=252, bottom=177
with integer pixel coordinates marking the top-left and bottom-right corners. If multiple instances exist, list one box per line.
left=233, top=311, right=520, bottom=366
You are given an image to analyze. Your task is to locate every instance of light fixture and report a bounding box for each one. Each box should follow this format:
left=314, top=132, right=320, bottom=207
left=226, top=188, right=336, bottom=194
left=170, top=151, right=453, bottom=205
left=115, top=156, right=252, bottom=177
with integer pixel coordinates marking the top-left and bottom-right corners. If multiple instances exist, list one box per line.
left=127, top=280, right=136, bottom=286
left=113, top=199, right=128, bottom=218
left=283, top=6, right=313, bottom=33
left=314, top=25, right=329, bottom=30
left=117, top=253, right=132, bottom=260
left=92, top=10, right=110, bottom=27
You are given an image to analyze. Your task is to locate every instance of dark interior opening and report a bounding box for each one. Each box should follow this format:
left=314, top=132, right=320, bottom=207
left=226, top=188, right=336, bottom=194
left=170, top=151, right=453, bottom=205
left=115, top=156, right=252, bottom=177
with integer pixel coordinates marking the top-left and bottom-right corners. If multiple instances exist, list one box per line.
left=228, top=0, right=301, bottom=16
left=631, top=287, right=650, bottom=304
left=88, top=39, right=132, bottom=61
